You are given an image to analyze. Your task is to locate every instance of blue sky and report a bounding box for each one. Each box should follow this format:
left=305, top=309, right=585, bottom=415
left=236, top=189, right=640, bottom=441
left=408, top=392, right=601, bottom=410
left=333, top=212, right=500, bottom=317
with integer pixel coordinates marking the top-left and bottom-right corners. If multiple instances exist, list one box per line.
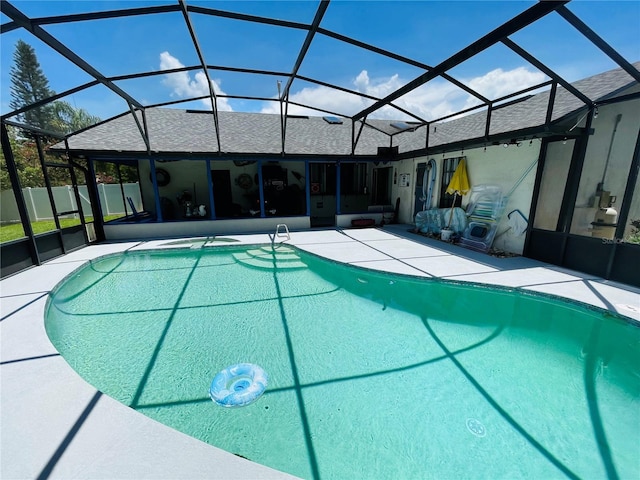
left=1, top=0, right=639, bottom=125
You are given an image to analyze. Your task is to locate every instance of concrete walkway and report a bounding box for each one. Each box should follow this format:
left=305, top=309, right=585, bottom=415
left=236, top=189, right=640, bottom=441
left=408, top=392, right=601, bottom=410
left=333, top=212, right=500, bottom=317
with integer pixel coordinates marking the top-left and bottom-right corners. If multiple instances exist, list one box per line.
left=2, top=226, right=638, bottom=479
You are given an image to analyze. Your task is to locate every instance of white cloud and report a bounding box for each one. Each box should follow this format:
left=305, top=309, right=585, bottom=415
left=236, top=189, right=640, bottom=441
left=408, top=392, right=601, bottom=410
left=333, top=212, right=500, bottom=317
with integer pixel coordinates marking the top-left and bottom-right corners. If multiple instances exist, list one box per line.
left=260, top=66, right=547, bottom=122
left=159, top=52, right=232, bottom=111
left=463, top=67, right=547, bottom=110
left=260, top=69, right=405, bottom=118
left=156, top=56, right=546, bottom=121
left=260, top=84, right=366, bottom=116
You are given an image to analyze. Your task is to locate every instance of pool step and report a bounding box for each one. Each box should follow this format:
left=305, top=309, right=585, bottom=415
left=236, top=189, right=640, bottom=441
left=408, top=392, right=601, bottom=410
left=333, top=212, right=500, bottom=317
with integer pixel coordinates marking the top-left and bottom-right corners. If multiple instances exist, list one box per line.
left=233, top=246, right=307, bottom=270
left=248, top=246, right=302, bottom=261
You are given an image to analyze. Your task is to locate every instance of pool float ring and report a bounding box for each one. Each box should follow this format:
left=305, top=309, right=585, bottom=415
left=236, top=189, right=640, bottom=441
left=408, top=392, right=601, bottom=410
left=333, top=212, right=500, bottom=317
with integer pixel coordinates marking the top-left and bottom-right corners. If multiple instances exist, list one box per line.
left=209, top=363, right=268, bottom=408
left=150, top=168, right=171, bottom=187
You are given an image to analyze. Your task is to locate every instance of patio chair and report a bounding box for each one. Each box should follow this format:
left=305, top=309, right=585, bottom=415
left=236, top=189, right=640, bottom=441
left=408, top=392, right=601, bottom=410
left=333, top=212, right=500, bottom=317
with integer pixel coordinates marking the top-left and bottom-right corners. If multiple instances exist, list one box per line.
left=458, top=185, right=506, bottom=252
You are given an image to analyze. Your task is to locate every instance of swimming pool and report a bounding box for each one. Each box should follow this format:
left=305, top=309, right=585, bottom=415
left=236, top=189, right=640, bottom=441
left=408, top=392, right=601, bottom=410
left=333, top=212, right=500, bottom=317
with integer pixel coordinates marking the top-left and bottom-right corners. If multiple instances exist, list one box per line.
left=45, top=244, right=639, bottom=479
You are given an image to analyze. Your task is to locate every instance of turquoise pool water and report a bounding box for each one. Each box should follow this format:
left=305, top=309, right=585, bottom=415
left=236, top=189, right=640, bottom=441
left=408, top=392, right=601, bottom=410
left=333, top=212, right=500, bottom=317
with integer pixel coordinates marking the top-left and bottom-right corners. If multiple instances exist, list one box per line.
left=45, top=245, right=640, bottom=479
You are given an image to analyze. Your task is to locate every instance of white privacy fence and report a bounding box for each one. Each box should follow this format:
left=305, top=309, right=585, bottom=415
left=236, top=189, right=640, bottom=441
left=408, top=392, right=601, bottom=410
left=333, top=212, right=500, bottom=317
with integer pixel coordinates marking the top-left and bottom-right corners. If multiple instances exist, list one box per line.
left=0, top=183, right=143, bottom=223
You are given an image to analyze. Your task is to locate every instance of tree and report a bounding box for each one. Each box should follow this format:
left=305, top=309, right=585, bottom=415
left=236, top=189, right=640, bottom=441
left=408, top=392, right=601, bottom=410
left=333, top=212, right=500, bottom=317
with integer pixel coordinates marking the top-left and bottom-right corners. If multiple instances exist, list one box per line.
left=9, top=40, right=101, bottom=136
left=3, top=40, right=104, bottom=191
left=9, top=40, right=56, bottom=132
left=51, top=101, right=101, bottom=135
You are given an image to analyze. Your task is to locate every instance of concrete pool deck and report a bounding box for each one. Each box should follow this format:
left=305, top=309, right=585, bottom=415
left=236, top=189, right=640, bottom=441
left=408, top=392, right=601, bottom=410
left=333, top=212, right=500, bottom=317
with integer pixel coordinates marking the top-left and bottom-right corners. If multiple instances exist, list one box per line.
left=2, top=226, right=639, bottom=479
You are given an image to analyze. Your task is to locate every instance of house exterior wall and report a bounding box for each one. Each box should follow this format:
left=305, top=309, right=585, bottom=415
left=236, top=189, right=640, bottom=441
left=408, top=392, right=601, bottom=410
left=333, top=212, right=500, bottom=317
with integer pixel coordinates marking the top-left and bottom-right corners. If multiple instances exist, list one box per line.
left=103, top=216, right=310, bottom=241
left=464, top=144, right=540, bottom=255
left=393, top=142, right=541, bottom=255
left=389, top=160, right=421, bottom=226
left=106, top=92, right=639, bottom=255
left=138, top=159, right=212, bottom=219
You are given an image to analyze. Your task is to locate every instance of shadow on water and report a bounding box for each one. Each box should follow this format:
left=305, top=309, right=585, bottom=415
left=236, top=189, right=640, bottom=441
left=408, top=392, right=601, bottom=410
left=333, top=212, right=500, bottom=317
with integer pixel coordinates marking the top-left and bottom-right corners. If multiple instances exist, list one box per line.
left=128, top=251, right=204, bottom=409
left=583, top=322, right=619, bottom=480
left=45, top=245, right=630, bottom=479
left=421, top=316, right=582, bottom=480
left=255, top=247, right=507, bottom=480
left=112, top=246, right=509, bottom=479
left=264, top=321, right=505, bottom=395
left=48, top=283, right=341, bottom=318
left=54, top=250, right=211, bottom=305
left=134, top=324, right=506, bottom=411
left=268, top=248, right=321, bottom=480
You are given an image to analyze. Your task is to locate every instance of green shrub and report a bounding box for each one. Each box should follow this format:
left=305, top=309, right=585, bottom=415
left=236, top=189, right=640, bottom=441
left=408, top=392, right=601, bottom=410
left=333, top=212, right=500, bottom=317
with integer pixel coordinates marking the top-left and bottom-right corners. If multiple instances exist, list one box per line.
left=627, top=219, right=640, bottom=244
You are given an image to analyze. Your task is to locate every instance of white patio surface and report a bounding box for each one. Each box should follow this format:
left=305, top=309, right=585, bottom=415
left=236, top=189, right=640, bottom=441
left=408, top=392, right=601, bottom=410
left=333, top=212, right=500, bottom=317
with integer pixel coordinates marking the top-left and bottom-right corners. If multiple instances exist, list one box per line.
left=1, top=226, right=638, bottom=479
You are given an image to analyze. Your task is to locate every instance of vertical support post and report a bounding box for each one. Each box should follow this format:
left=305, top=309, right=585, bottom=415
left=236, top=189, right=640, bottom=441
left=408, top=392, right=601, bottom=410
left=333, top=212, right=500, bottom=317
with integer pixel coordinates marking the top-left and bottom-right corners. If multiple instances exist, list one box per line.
left=305, top=160, right=311, bottom=216
left=87, top=159, right=105, bottom=242
left=614, top=128, right=640, bottom=240
left=523, top=139, right=549, bottom=256
left=149, top=158, right=163, bottom=221
left=257, top=160, right=265, bottom=218
left=1, top=122, right=40, bottom=265
left=206, top=158, right=215, bottom=219
left=605, top=127, right=640, bottom=279
left=555, top=111, right=595, bottom=268
left=336, top=161, right=341, bottom=215
left=557, top=112, right=595, bottom=234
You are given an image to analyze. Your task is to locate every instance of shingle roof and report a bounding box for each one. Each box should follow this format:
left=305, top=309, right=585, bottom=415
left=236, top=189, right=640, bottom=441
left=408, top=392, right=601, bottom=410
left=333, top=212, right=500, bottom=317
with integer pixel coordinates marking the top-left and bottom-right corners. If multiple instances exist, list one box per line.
left=56, top=62, right=638, bottom=157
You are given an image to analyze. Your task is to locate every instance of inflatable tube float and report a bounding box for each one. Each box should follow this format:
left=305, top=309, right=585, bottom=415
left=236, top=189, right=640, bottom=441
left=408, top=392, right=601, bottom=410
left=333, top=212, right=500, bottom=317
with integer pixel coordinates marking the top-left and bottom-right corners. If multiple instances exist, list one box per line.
left=209, top=363, right=268, bottom=408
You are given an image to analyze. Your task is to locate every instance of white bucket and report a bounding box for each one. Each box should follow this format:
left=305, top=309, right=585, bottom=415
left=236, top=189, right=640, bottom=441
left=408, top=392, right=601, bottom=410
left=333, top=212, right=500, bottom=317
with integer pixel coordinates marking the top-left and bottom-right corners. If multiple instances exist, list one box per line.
left=440, top=229, right=453, bottom=241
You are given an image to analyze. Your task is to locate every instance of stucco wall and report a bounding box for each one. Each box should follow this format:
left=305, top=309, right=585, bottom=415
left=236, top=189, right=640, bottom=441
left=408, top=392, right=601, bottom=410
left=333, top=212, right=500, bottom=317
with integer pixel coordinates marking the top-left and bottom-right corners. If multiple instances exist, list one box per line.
left=394, top=142, right=541, bottom=255
left=104, top=216, right=310, bottom=241
left=388, top=161, right=419, bottom=226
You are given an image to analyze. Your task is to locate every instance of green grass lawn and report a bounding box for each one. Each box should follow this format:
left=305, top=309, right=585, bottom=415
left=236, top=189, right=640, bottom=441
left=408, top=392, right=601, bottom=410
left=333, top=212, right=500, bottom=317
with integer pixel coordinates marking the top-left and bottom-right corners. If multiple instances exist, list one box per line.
left=0, top=216, right=121, bottom=243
